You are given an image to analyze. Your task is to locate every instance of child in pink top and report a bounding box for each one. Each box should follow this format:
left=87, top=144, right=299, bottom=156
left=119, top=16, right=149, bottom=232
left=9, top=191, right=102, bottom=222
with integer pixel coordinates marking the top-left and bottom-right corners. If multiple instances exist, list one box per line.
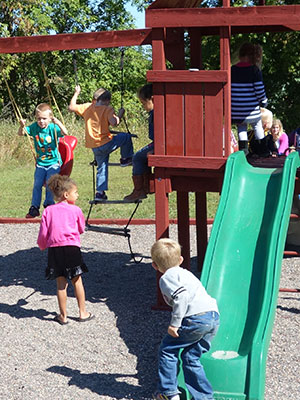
left=37, top=174, right=94, bottom=325
left=270, top=119, right=289, bottom=155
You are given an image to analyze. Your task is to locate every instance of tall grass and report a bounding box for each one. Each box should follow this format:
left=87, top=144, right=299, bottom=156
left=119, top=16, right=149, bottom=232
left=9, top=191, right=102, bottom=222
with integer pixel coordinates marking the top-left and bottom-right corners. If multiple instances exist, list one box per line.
left=0, top=118, right=219, bottom=219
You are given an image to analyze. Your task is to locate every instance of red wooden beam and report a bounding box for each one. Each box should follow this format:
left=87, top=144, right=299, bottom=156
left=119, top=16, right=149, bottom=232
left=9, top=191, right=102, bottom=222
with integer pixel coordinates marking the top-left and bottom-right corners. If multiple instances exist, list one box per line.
left=147, top=70, right=228, bottom=83
left=146, top=5, right=300, bottom=30
left=0, top=29, right=152, bottom=54
left=148, top=155, right=226, bottom=169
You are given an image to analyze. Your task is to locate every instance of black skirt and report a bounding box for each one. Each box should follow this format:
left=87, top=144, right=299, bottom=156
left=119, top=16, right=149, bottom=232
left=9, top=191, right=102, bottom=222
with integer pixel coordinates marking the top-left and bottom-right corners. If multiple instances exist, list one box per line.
left=46, top=246, right=88, bottom=280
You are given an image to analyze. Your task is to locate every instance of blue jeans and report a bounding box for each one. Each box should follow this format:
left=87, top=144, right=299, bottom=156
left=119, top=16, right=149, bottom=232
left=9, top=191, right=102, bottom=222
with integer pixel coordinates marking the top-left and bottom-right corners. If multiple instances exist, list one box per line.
left=32, top=163, right=60, bottom=208
left=92, top=133, right=133, bottom=192
left=158, top=311, right=220, bottom=400
left=132, top=142, right=154, bottom=176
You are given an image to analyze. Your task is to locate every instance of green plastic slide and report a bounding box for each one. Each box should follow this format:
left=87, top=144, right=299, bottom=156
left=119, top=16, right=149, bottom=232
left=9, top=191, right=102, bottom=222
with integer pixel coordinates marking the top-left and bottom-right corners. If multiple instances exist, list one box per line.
left=178, top=151, right=299, bottom=400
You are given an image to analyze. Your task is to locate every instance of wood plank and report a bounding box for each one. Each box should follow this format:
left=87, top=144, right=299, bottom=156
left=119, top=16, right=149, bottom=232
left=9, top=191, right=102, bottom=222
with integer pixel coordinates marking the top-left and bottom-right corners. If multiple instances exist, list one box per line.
left=153, top=83, right=166, bottom=155
left=146, top=6, right=300, bottom=29
left=171, top=176, right=223, bottom=192
left=185, top=83, right=204, bottom=156
left=0, top=29, right=152, bottom=54
left=204, top=83, right=224, bottom=157
left=220, top=27, right=231, bottom=157
left=149, top=0, right=202, bottom=9
left=147, top=70, right=228, bottom=83
left=148, top=155, right=226, bottom=169
left=165, top=83, right=184, bottom=155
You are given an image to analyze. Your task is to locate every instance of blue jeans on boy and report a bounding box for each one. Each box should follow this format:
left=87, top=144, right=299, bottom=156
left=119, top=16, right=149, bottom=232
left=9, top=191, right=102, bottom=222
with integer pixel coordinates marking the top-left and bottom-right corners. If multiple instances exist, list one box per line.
left=32, top=163, right=60, bottom=209
left=237, top=117, right=264, bottom=141
left=132, top=142, right=154, bottom=176
left=92, top=133, right=133, bottom=192
left=158, top=311, right=219, bottom=400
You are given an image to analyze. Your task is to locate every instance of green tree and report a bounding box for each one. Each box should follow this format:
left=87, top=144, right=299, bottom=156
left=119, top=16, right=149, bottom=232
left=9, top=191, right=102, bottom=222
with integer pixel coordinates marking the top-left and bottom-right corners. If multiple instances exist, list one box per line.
left=0, top=0, right=150, bottom=122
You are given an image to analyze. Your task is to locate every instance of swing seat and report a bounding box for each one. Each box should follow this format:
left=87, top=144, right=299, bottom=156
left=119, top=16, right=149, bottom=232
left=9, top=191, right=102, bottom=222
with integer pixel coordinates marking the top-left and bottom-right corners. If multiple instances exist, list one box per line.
left=59, top=135, right=78, bottom=177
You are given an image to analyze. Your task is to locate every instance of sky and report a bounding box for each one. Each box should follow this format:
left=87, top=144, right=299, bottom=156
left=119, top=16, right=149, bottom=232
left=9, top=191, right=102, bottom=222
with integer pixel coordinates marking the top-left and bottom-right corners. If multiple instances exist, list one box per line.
left=126, top=3, right=145, bottom=28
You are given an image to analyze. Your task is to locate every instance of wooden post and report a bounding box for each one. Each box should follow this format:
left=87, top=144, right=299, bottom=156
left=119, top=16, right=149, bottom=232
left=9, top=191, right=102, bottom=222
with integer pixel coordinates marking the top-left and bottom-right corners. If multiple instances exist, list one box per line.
left=196, top=192, right=208, bottom=273
left=177, top=191, right=190, bottom=270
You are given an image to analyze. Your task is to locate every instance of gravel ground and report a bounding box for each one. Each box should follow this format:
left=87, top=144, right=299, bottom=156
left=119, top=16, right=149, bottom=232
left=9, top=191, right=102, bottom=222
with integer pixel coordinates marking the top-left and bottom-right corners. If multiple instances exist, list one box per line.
left=0, top=223, right=299, bottom=400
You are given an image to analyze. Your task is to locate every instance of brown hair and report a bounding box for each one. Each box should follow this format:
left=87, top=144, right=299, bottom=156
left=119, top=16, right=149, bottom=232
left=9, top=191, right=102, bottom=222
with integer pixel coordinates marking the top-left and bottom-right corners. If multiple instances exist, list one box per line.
left=239, top=42, right=263, bottom=68
left=94, top=88, right=111, bottom=102
left=35, top=103, right=53, bottom=117
left=47, top=174, right=77, bottom=201
left=138, top=84, right=153, bottom=101
left=151, top=238, right=182, bottom=271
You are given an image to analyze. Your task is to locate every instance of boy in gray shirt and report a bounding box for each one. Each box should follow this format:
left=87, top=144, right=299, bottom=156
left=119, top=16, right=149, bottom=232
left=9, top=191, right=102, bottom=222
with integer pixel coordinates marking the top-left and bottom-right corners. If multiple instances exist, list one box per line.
left=151, top=238, right=219, bottom=400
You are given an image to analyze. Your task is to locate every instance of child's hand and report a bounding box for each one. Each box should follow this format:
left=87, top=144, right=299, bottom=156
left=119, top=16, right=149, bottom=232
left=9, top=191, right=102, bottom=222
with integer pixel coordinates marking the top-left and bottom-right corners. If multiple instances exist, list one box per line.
left=52, top=116, right=59, bottom=125
left=168, top=325, right=179, bottom=338
left=75, top=85, right=81, bottom=94
left=118, top=108, right=125, bottom=119
left=19, top=119, right=26, bottom=127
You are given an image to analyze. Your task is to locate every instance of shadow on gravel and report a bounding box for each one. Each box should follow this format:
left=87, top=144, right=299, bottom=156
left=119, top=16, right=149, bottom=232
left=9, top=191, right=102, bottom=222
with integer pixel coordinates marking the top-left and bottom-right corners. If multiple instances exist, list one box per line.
left=47, top=365, right=146, bottom=399
left=0, top=244, right=198, bottom=397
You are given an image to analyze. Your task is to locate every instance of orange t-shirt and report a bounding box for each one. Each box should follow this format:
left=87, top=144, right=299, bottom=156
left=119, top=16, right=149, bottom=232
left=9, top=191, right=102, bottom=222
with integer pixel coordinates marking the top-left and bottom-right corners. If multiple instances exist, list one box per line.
left=75, top=103, right=115, bottom=148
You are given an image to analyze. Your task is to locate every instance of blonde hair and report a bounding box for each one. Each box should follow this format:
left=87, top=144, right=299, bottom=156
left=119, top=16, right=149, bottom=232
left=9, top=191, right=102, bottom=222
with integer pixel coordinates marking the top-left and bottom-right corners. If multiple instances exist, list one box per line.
left=271, top=119, right=284, bottom=136
left=239, top=42, right=263, bottom=68
left=35, top=103, right=53, bottom=117
left=93, top=88, right=111, bottom=102
left=47, top=174, right=77, bottom=201
left=261, top=108, right=273, bottom=126
left=151, top=238, right=181, bottom=271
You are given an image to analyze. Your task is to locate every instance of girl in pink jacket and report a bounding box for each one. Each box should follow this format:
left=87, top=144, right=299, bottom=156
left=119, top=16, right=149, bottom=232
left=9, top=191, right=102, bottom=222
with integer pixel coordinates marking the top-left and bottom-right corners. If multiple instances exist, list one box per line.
left=271, top=119, right=289, bottom=155
left=37, top=174, right=94, bottom=325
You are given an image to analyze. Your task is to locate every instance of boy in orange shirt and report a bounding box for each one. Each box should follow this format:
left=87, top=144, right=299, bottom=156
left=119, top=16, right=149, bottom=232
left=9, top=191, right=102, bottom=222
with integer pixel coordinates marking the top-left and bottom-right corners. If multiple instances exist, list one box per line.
left=69, top=85, right=133, bottom=201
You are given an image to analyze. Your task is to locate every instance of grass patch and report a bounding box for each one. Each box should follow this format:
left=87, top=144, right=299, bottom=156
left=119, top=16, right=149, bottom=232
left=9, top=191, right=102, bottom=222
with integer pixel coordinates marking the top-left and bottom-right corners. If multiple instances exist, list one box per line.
left=0, top=119, right=220, bottom=219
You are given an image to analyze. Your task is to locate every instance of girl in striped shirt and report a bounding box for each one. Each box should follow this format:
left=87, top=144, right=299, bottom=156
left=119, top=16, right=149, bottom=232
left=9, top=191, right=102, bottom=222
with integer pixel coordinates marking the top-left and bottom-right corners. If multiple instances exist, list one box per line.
left=231, top=43, right=268, bottom=154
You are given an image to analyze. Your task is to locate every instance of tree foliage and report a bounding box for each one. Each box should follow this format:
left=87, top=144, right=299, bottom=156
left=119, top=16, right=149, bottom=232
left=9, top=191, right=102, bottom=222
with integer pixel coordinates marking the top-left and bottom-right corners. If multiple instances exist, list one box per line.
left=0, top=0, right=150, bottom=123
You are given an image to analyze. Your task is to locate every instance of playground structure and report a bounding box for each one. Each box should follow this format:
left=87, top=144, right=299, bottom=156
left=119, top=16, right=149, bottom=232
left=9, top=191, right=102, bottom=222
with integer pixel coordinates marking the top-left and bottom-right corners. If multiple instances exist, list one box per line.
left=1, top=1, right=300, bottom=399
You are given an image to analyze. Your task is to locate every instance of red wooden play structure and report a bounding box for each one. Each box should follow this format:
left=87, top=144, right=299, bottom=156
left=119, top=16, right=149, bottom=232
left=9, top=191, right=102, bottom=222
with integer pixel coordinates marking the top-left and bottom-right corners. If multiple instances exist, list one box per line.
left=1, top=0, right=300, bottom=302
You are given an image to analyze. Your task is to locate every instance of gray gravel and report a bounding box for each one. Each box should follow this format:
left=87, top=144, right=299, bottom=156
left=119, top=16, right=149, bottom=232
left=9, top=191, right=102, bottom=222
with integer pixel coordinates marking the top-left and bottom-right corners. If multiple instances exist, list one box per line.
left=0, top=223, right=299, bottom=400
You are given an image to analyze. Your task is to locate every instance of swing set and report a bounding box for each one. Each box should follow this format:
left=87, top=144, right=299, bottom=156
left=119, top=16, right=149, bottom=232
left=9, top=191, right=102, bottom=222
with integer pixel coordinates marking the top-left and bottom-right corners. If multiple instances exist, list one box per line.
left=2, top=57, right=78, bottom=178
left=2, top=47, right=144, bottom=262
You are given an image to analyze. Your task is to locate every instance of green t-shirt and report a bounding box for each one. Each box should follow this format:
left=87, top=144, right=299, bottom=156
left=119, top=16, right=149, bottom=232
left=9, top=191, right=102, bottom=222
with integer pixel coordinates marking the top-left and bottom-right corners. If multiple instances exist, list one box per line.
left=26, top=122, right=63, bottom=167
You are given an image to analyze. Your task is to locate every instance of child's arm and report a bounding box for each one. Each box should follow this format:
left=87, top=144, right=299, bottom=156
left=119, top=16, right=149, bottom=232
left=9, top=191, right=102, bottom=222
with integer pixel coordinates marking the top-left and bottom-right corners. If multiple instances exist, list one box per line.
left=168, top=325, right=179, bottom=338
left=18, top=119, right=27, bottom=136
left=52, top=117, right=68, bottom=135
left=109, top=108, right=125, bottom=127
left=37, top=213, right=48, bottom=251
left=68, top=85, right=81, bottom=112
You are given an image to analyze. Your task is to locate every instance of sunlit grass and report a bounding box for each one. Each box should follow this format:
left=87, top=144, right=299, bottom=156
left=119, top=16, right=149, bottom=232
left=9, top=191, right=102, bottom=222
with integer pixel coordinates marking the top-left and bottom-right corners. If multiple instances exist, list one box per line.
left=0, top=119, right=219, bottom=219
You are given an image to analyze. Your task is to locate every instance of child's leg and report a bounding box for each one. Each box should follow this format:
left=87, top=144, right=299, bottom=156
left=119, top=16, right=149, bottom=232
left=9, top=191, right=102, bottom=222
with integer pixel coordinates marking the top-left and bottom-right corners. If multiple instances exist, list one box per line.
left=44, top=163, right=60, bottom=207
left=31, top=166, right=46, bottom=208
left=92, top=147, right=110, bottom=192
left=251, top=118, right=264, bottom=140
left=56, top=276, right=68, bottom=322
left=180, top=312, right=219, bottom=400
left=132, top=142, right=154, bottom=176
left=71, top=275, right=90, bottom=320
left=157, top=335, right=182, bottom=398
left=237, top=123, right=248, bottom=141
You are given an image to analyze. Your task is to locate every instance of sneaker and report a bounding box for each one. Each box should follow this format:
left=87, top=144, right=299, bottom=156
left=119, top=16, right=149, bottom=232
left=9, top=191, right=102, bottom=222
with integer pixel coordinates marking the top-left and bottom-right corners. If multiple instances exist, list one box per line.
left=94, top=191, right=108, bottom=202
left=152, top=393, right=180, bottom=400
left=26, top=206, right=40, bottom=219
left=120, top=157, right=133, bottom=167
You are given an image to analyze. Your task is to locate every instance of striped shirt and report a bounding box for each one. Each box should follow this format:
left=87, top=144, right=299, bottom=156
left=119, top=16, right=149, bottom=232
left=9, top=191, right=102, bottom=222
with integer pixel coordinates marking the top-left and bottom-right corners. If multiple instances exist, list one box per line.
left=231, top=62, right=267, bottom=123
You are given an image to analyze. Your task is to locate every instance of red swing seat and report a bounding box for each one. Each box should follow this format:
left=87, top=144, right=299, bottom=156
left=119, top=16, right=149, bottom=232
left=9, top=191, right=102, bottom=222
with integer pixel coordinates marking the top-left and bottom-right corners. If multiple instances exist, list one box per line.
left=58, top=135, right=78, bottom=176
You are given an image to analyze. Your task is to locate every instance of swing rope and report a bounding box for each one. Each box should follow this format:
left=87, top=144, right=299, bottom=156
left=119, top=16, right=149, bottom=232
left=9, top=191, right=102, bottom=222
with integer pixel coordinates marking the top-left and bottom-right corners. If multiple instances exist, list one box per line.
left=119, top=48, right=131, bottom=134
left=2, top=72, right=36, bottom=162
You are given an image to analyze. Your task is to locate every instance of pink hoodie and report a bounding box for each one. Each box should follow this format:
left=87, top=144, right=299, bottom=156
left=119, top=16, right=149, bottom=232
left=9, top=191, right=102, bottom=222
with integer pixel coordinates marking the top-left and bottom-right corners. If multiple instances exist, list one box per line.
left=37, top=202, right=85, bottom=250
